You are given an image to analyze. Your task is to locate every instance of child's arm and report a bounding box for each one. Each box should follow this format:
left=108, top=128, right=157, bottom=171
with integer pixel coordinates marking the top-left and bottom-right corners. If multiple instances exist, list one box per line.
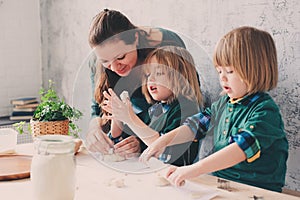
left=140, top=110, right=211, bottom=162
left=102, top=88, right=160, bottom=146
left=139, top=125, right=194, bottom=162
left=166, top=142, right=246, bottom=186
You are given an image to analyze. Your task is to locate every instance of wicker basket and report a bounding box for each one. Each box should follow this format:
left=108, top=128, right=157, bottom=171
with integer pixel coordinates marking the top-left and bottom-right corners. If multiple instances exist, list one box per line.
left=30, top=119, right=69, bottom=137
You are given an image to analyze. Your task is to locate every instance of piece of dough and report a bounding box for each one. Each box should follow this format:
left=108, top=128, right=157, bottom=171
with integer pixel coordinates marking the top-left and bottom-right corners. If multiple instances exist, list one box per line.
left=103, top=153, right=126, bottom=162
left=114, top=178, right=125, bottom=188
left=120, top=91, right=129, bottom=102
left=104, top=178, right=126, bottom=188
left=191, top=192, right=203, bottom=199
left=155, top=175, right=171, bottom=187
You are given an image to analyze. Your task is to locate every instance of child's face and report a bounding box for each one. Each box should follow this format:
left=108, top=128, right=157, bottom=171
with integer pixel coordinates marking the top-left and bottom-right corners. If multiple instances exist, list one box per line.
left=146, top=57, right=173, bottom=103
left=216, top=66, right=248, bottom=99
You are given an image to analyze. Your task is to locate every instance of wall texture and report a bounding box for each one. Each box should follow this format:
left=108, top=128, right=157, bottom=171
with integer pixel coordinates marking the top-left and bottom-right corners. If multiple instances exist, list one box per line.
left=0, top=0, right=41, bottom=116
left=40, top=0, right=299, bottom=191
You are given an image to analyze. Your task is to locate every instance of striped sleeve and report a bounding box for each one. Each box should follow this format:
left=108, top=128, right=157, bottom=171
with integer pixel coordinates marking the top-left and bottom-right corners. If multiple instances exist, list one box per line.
left=229, top=131, right=261, bottom=163
left=183, top=111, right=211, bottom=140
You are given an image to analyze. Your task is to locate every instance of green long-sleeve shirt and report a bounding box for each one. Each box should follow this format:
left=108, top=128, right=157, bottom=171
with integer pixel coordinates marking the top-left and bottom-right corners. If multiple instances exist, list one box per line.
left=184, top=92, right=288, bottom=192
left=148, top=96, right=200, bottom=166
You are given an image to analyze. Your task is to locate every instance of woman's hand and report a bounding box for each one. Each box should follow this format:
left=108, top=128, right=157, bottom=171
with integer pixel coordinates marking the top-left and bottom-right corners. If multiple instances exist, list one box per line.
left=113, top=135, right=141, bottom=157
left=85, top=117, right=114, bottom=154
left=102, top=88, right=134, bottom=125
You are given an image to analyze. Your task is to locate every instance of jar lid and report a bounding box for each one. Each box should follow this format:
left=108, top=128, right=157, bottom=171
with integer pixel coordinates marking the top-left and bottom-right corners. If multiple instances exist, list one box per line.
left=34, top=135, right=75, bottom=155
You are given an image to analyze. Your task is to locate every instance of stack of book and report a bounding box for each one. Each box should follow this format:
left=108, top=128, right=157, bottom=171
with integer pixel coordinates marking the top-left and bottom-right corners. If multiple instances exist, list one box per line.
left=10, top=97, right=39, bottom=121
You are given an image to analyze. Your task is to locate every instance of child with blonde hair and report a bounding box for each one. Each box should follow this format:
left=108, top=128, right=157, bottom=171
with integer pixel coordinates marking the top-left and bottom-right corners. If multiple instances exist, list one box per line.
left=140, top=26, right=288, bottom=192
left=103, top=46, right=203, bottom=166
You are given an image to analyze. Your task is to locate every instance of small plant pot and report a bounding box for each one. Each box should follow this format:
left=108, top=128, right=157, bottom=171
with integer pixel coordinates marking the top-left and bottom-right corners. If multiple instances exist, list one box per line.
left=30, top=119, right=69, bottom=137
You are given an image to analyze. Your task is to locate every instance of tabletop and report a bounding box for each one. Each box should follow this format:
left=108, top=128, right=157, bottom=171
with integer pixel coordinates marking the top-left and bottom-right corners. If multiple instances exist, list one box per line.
left=0, top=143, right=298, bottom=200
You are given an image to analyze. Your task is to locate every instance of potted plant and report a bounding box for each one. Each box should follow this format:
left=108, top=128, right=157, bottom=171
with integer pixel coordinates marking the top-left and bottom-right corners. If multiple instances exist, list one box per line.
left=14, top=80, right=83, bottom=138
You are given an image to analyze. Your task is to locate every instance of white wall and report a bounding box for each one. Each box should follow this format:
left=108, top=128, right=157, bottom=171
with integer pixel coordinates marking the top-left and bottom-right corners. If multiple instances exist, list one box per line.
left=0, top=0, right=42, bottom=116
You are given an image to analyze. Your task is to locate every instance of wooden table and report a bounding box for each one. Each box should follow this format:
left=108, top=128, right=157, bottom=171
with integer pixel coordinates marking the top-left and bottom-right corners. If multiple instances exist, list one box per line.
left=0, top=143, right=298, bottom=200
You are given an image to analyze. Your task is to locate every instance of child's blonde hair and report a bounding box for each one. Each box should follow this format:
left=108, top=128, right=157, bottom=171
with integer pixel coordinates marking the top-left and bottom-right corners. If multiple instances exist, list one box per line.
left=213, top=26, right=278, bottom=94
left=142, top=46, right=203, bottom=106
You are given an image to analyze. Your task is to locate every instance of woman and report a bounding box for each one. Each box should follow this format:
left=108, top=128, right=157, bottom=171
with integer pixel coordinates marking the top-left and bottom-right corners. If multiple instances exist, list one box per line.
left=85, top=9, right=193, bottom=156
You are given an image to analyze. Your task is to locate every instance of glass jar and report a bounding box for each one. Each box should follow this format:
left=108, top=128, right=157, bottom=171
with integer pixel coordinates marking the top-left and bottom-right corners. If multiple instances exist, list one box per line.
left=31, top=135, right=76, bottom=200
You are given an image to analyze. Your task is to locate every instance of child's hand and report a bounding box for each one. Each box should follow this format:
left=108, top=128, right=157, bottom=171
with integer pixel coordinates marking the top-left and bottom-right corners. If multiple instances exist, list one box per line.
left=139, top=135, right=168, bottom=163
left=166, top=165, right=196, bottom=187
left=102, top=88, right=134, bottom=124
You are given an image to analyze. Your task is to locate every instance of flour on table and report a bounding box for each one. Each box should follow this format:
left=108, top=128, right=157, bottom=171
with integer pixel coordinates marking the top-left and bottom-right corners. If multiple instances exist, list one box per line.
left=102, top=153, right=126, bottom=162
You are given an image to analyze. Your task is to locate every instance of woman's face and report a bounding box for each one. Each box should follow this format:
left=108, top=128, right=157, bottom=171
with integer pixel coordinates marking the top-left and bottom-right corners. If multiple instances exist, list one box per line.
left=94, top=38, right=138, bottom=76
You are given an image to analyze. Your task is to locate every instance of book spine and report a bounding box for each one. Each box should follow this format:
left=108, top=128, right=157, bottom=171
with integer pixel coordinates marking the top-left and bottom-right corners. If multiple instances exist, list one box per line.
left=11, top=111, right=35, bottom=116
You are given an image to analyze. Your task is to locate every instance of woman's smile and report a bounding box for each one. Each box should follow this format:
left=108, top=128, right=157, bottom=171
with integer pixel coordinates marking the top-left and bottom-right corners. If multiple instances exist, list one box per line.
left=115, top=65, right=130, bottom=76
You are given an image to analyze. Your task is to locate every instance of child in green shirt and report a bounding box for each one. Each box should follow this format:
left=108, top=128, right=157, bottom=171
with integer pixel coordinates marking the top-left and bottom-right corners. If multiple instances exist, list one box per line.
left=140, top=26, right=288, bottom=192
left=102, top=46, right=204, bottom=166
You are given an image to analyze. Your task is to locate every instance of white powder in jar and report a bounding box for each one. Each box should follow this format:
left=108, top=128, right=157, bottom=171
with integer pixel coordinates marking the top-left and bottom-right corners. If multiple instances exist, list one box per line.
left=31, top=153, right=76, bottom=200
left=31, top=135, right=76, bottom=200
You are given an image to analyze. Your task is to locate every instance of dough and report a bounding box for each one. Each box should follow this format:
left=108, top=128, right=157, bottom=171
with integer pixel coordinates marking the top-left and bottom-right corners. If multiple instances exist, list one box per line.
left=120, top=91, right=129, bottom=102
left=114, top=178, right=125, bottom=188
left=190, top=192, right=203, bottom=199
left=104, top=178, right=126, bottom=188
left=155, top=174, right=186, bottom=187
left=155, top=175, right=171, bottom=187
left=103, top=153, right=126, bottom=162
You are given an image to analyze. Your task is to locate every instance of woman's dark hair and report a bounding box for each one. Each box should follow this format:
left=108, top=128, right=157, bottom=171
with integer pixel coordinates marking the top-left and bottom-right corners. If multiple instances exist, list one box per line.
left=89, top=9, right=138, bottom=47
